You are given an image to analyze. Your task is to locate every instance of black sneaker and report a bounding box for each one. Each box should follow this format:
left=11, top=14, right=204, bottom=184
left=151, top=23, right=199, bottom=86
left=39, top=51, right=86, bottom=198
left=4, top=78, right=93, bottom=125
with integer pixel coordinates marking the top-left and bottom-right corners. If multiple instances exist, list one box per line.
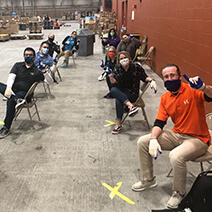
left=15, top=98, right=26, bottom=109
left=104, top=92, right=114, bottom=99
left=0, top=126, right=10, bottom=139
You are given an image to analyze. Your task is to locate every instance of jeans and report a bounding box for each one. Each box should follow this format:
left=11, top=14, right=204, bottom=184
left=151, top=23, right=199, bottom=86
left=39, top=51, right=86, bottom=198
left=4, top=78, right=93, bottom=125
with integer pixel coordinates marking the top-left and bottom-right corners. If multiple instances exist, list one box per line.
left=0, top=82, right=27, bottom=129
left=57, top=50, right=72, bottom=64
left=110, top=87, right=137, bottom=120
left=137, top=130, right=208, bottom=195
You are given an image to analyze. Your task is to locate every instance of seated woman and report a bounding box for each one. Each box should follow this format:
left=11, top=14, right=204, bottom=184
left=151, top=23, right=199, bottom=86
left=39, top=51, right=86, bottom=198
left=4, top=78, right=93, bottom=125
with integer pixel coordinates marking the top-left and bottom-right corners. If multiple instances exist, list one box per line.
left=108, top=51, right=157, bottom=134
left=57, top=31, right=80, bottom=68
left=102, top=28, right=121, bottom=48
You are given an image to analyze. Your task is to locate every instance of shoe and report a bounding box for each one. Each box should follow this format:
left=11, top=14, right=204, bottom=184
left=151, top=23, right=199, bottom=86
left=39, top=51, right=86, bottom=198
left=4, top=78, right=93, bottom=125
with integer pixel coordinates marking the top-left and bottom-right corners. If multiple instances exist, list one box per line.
left=166, top=191, right=185, bottom=209
left=104, top=92, right=114, bottom=99
left=129, top=106, right=139, bottom=117
left=61, top=63, right=67, bottom=68
left=15, top=98, right=26, bottom=109
left=98, top=72, right=106, bottom=81
left=132, top=178, right=157, bottom=192
left=3, top=96, right=7, bottom=101
left=0, top=126, right=10, bottom=139
left=112, top=125, right=122, bottom=134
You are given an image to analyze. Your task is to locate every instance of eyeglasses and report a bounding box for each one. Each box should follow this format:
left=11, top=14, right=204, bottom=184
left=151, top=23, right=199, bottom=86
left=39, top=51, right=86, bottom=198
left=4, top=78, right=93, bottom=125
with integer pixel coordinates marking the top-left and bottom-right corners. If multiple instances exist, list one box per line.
left=109, top=51, right=114, bottom=53
left=43, top=46, right=49, bottom=49
left=25, top=54, right=34, bottom=57
left=163, top=73, right=178, bottom=79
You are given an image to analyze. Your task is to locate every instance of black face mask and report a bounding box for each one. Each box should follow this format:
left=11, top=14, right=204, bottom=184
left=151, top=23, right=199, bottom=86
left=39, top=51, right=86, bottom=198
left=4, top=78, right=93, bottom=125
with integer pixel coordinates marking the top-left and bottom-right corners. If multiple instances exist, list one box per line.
left=48, top=38, right=54, bottom=43
left=164, top=79, right=181, bottom=92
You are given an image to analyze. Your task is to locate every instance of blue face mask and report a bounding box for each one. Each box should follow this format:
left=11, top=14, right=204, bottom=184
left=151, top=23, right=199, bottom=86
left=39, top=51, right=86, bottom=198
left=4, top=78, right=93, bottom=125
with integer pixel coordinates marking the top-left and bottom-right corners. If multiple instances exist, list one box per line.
left=164, top=79, right=181, bottom=92
left=25, top=56, right=34, bottom=64
left=42, top=48, right=49, bottom=55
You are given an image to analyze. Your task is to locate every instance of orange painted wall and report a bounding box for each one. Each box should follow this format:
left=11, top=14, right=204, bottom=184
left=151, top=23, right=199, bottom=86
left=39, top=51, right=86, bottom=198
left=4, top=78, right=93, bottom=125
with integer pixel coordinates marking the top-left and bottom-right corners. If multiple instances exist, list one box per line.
left=111, top=0, right=212, bottom=113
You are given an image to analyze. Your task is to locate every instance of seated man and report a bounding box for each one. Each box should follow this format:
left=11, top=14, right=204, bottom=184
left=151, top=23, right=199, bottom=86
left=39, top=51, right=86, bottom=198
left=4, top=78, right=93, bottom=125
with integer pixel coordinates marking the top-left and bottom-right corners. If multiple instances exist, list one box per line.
left=46, top=33, right=60, bottom=57
left=34, top=41, right=57, bottom=83
left=132, top=64, right=212, bottom=209
left=0, top=47, right=53, bottom=138
left=116, top=33, right=141, bottom=61
left=57, top=31, right=80, bottom=68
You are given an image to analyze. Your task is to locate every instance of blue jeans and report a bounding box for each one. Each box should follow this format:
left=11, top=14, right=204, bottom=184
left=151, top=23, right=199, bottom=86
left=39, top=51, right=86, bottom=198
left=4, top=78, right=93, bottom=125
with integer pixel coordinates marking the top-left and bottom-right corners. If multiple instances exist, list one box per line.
left=110, top=87, right=137, bottom=120
left=0, top=82, right=27, bottom=129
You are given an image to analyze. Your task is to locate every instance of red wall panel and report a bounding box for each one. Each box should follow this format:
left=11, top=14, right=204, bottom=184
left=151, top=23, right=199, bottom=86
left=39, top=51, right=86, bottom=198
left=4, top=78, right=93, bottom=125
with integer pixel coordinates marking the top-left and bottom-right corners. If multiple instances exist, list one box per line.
left=112, top=0, right=212, bottom=113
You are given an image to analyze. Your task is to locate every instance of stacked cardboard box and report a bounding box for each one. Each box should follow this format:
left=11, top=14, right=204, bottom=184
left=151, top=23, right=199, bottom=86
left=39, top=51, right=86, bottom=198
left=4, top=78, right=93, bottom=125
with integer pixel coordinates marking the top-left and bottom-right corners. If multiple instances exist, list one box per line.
left=98, top=11, right=117, bottom=37
left=29, top=16, right=43, bottom=33
left=84, top=16, right=97, bottom=33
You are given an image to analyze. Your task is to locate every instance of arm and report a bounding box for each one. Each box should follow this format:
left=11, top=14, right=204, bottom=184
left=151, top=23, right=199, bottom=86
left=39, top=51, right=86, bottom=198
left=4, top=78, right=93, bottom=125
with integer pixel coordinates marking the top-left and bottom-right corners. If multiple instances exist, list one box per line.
left=4, top=73, right=16, bottom=98
left=203, top=85, right=212, bottom=98
left=62, top=36, right=69, bottom=45
left=132, top=37, right=142, bottom=48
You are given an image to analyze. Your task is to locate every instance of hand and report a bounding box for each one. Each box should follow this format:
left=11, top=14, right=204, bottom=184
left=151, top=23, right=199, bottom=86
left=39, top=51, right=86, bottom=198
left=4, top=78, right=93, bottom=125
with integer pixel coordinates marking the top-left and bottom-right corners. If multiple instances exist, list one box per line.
left=4, top=87, right=14, bottom=99
left=105, top=63, right=112, bottom=75
left=183, top=74, right=206, bottom=91
left=149, top=138, right=162, bottom=160
left=150, top=80, right=157, bottom=93
left=53, top=55, right=58, bottom=64
left=100, top=60, right=105, bottom=68
left=129, top=34, right=134, bottom=39
left=66, top=41, right=70, bottom=44
left=38, top=62, right=47, bottom=72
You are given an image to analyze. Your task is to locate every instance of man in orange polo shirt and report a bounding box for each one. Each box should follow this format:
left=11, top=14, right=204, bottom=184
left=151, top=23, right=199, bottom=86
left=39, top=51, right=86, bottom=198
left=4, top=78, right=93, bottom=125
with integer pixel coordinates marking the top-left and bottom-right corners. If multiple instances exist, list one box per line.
left=131, top=64, right=212, bottom=209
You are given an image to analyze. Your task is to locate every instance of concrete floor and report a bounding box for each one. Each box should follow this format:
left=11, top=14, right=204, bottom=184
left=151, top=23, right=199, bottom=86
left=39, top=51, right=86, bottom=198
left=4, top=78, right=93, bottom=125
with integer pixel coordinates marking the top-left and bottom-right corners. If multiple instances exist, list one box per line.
left=0, top=21, right=203, bottom=212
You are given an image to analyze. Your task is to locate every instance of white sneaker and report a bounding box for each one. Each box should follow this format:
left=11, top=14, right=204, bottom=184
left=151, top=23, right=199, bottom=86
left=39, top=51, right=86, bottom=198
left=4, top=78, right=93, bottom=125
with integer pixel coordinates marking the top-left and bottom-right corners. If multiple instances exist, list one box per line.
left=15, top=99, right=26, bottom=109
left=2, top=96, right=7, bottom=101
left=98, top=72, right=106, bottom=81
left=166, top=191, right=185, bottom=209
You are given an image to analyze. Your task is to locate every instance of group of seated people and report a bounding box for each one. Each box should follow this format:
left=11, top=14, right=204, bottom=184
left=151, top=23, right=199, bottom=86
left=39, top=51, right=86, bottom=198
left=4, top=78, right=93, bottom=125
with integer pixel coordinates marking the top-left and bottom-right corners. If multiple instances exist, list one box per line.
left=99, top=28, right=157, bottom=133
left=100, top=28, right=212, bottom=209
left=0, top=30, right=80, bottom=139
left=0, top=27, right=212, bottom=211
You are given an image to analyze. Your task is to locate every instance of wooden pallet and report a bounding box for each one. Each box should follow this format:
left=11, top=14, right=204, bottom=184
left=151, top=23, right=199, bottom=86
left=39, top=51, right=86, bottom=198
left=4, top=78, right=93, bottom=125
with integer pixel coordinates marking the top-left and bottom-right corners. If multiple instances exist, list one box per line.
left=27, top=33, right=44, bottom=40
left=10, top=34, right=26, bottom=40
left=0, top=34, right=10, bottom=42
left=63, top=23, right=72, bottom=27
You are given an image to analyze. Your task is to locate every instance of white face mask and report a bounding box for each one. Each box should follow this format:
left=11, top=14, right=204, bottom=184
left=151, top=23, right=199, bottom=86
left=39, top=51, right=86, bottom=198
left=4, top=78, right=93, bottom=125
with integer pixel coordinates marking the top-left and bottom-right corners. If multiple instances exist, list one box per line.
left=120, top=58, right=129, bottom=67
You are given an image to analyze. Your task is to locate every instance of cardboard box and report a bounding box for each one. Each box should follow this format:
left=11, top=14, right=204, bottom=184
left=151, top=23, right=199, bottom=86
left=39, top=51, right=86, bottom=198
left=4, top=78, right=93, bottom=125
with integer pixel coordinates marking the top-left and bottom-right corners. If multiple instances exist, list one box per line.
left=0, top=34, right=10, bottom=40
left=10, top=23, right=19, bottom=34
left=0, top=26, right=11, bottom=35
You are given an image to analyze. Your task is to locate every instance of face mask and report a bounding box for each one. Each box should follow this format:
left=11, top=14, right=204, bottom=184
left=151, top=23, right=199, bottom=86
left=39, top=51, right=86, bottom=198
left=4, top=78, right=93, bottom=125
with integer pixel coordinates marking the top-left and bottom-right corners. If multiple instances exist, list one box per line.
left=120, top=58, right=129, bottom=67
left=72, top=35, right=76, bottom=39
left=164, top=79, right=181, bottom=92
left=42, top=48, right=49, bottom=55
left=108, top=52, right=115, bottom=58
left=123, top=38, right=130, bottom=43
left=25, top=56, right=34, bottom=64
left=110, top=32, right=115, bottom=37
left=48, top=38, right=54, bottom=42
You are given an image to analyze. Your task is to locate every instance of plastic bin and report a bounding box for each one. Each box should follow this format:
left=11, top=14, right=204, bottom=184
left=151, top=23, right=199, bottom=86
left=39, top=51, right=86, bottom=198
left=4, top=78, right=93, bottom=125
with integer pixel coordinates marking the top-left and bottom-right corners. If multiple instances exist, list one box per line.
left=77, top=28, right=95, bottom=56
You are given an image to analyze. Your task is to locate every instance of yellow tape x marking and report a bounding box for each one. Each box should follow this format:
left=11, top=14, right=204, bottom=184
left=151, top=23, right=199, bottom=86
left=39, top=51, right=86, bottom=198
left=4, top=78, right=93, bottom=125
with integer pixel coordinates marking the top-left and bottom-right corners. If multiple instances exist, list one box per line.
left=0, top=121, right=4, bottom=125
left=104, top=120, right=116, bottom=127
left=102, top=182, right=135, bottom=205
left=104, top=120, right=124, bottom=127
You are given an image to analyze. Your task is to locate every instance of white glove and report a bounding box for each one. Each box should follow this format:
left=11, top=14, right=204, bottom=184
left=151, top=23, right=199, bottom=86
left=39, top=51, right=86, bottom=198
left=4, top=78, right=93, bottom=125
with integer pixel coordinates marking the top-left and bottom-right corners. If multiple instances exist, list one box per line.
left=4, top=87, right=14, bottom=99
left=150, top=80, right=157, bottom=93
left=149, top=138, right=162, bottom=159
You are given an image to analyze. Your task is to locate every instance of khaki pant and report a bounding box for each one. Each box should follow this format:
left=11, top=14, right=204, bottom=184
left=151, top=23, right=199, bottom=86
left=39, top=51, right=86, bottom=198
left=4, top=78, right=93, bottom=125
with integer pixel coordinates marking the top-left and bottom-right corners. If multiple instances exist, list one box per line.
left=137, top=130, right=208, bottom=194
left=57, top=50, right=72, bottom=65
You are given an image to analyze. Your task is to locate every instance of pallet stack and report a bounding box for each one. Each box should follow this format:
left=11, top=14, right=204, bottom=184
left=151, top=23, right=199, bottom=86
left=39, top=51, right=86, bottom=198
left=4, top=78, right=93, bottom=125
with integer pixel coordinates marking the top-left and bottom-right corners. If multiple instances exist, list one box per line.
left=98, top=11, right=117, bottom=37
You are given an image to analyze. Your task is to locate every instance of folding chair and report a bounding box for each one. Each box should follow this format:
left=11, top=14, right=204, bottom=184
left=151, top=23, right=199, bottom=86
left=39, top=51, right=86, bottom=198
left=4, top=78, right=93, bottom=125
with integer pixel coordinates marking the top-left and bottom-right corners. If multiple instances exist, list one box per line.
left=137, top=46, right=155, bottom=68
left=167, top=113, right=212, bottom=177
left=133, top=35, right=147, bottom=62
left=14, top=82, right=41, bottom=129
left=121, top=82, right=151, bottom=130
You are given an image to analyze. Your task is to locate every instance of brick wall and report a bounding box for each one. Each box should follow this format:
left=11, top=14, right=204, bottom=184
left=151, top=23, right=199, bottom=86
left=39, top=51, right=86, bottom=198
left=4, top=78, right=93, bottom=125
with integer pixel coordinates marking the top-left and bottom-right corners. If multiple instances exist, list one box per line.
left=112, top=0, right=212, bottom=113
